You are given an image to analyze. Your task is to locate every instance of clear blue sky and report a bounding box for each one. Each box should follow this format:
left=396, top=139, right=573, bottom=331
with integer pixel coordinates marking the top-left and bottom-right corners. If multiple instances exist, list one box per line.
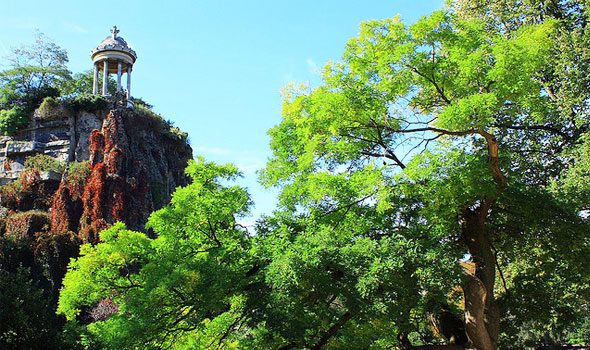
left=0, top=0, right=445, bottom=226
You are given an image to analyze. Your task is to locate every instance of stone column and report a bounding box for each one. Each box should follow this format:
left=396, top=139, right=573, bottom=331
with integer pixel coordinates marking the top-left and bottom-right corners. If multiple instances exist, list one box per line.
left=93, top=63, right=99, bottom=94
left=117, top=61, right=122, bottom=92
left=102, top=60, right=109, bottom=95
left=127, top=67, right=132, bottom=98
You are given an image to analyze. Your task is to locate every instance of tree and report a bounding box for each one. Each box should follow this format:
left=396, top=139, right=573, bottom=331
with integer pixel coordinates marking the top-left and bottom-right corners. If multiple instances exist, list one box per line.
left=0, top=31, right=69, bottom=134
left=259, top=6, right=589, bottom=350
left=450, top=1, right=590, bottom=346
left=0, top=31, right=70, bottom=100
left=0, top=235, right=81, bottom=350
left=58, top=158, right=254, bottom=349
left=0, top=267, right=66, bottom=349
left=60, top=69, right=117, bottom=97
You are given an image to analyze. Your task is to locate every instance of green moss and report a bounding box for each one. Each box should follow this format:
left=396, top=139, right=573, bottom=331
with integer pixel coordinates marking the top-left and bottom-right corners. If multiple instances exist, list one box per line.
left=150, top=181, right=165, bottom=209
left=8, top=210, right=50, bottom=220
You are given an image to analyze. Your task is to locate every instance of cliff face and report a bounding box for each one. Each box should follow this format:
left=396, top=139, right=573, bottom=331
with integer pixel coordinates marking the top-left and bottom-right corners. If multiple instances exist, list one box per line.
left=0, top=97, right=192, bottom=294
left=0, top=98, right=192, bottom=222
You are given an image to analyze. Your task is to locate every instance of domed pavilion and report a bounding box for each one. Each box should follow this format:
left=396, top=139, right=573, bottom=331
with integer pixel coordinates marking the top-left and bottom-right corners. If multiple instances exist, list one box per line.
left=91, top=26, right=137, bottom=97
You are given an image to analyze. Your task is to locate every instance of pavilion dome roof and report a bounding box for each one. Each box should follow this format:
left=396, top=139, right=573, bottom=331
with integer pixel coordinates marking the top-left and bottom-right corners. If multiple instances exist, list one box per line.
left=91, top=27, right=137, bottom=61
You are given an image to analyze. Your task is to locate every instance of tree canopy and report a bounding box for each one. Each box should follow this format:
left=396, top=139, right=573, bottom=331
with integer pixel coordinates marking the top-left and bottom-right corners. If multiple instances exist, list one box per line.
left=0, top=31, right=70, bottom=134
left=0, top=31, right=70, bottom=99
left=58, top=158, right=254, bottom=349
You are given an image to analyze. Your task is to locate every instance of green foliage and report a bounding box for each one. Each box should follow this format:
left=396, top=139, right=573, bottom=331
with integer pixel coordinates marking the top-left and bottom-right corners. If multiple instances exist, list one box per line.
left=66, top=161, right=92, bottom=187
left=131, top=97, right=153, bottom=109
left=0, top=267, right=68, bottom=349
left=66, top=93, right=108, bottom=113
left=0, top=31, right=70, bottom=97
left=0, top=31, right=68, bottom=134
left=58, top=158, right=253, bottom=348
left=0, top=234, right=82, bottom=350
left=24, top=153, right=66, bottom=173
left=59, top=69, right=117, bottom=97
left=37, top=95, right=61, bottom=116
left=0, top=106, right=30, bottom=135
left=133, top=103, right=189, bottom=145
left=55, top=3, right=590, bottom=349
left=149, top=181, right=165, bottom=209
left=258, top=5, right=589, bottom=349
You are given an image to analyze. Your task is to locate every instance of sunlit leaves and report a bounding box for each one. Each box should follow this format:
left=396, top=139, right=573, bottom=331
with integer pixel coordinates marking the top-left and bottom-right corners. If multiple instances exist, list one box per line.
left=58, top=158, right=253, bottom=349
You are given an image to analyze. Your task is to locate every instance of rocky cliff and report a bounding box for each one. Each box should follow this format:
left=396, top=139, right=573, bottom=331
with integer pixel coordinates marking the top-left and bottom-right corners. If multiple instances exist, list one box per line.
left=0, top=95, right=192, bottom=295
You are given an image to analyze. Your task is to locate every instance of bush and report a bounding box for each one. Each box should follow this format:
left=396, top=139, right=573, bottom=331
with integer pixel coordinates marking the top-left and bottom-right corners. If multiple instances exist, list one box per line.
left=131, top=97, right=152, bottom=109
left=66, top=161, right=91, bottom=190
left=38, top=96, right=61, bottom=117
left=24, top=154, right=66, bottom=173
left=23, top=86, right=60, bottom=110
left=67, top=94, right=107, bottom=113
left=133, top=104, right=189, bottom=145
left=0, top=107, right=30, bottom=135
left=0, top=266, right=71, bottom=350
left=0, top=86, right=60, bottom=135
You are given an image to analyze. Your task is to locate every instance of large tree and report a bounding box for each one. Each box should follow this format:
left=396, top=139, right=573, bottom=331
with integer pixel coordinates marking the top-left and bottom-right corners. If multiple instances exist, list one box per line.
left=259, top=5, right=589, bottom=350
left=0, top=31, right=70, bottom=134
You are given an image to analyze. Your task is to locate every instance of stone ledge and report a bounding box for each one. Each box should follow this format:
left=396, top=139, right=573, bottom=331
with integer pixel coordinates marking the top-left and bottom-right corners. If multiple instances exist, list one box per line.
left=6, top=141, right=44, bottom=154
left=45, top=140, right=71, bottom=148
left=39, top=170, right=62, bottom=181
left=0, top=170, right=62, bottom=186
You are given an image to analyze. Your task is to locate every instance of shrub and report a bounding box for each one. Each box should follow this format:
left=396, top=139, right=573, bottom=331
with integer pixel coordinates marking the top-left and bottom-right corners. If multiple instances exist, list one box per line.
left=38, top=96, right=61, bottom=117
left=67, top=94, right=107, bottom=113
left=66, top=161, right=91, bottom=192
left=5, top=210, right=50, bottom=239
left=19, top=86, right=60, bottom=110
left=0, top=107, right=29, bottom=135
left=24, top=154, right=66, bottom=173
left=133, top=102, right=158, bottom=118
left=132, top=104, right=189, bottom=145
left=0, top=266, right=70, bottom=350
left=131, top=97, right=152, bottom=109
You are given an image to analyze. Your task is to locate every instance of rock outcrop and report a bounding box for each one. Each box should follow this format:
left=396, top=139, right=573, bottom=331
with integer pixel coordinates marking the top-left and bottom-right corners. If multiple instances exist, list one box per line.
left=0, top=96, right=193, bottom=293
left=0, top=97, right=192, bottom=230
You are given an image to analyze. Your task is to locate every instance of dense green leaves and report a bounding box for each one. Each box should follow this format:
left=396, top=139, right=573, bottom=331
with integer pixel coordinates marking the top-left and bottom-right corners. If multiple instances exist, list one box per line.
left=58, top=158, right=253, bottom=349
left=0, top=31, right=69, bottom=134
left=259, top=4, right=589, bottom=349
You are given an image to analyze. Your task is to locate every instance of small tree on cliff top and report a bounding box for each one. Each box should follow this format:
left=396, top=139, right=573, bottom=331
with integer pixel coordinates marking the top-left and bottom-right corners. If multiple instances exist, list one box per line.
left=0, top=31, right=70, bottom=101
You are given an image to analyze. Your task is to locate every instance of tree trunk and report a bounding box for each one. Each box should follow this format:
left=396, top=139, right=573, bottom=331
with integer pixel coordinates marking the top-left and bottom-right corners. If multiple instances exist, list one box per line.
left=461, top=209, right=500, bottom=350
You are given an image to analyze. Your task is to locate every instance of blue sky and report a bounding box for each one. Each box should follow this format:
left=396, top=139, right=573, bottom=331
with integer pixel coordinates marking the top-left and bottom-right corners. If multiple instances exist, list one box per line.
left=0, top=0, right=445, bottom=226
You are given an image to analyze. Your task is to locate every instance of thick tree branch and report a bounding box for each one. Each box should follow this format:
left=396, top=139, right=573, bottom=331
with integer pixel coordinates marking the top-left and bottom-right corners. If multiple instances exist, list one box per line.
left=309, top=312, right=353, bottom=350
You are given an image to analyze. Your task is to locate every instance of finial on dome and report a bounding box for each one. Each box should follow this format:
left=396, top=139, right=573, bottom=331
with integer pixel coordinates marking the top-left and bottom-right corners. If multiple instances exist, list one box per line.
left=111, top=26, right=120, bottom=38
